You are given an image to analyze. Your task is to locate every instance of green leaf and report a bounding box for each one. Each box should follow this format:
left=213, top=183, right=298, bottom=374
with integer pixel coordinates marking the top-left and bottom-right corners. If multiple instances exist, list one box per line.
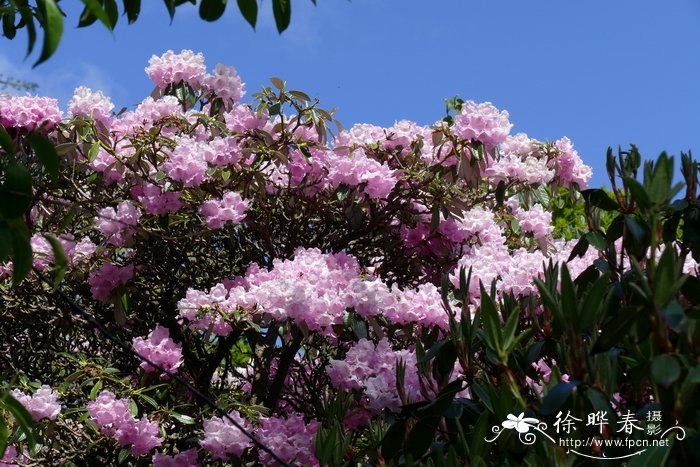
left=0, top=414, right=8, bottom=458
left=10, top=221, right=31, bottom=285
left=650, top=354, right=680, bottom=387
left=381, top=420, right=406, bottom=460
left=592, top=307, right=638, bottom=353
left=0, top=125, right=14, bottom=156
left=479, top=283, right=502, bottom=355
left=117, top=447, right=130, bottom=464
left=406, top=415, right=440, bottom=457
left=540, top=380, right=579, bottom=416
left=89, top=380, right=103, bottom=400
left=3, top=10, right=17, bottom=40
left=237, top=0, right=257, bottom=28
left=34, top=0, right=64, bottom=67
left=200, top=0, right=227, bottom=21
left=624, top=177, right=651, bottom=210
left=585, top=231, right=607, bottom=251
left=28, top=132, right=60, bottom=181
left=1, top=393, right=37, bottom=453
left=272, top=0, right=291, bottom=33
left=687, top=365, right=700, bottom=383
left=581, top=189, right=619, bottom=211
left=123, top=0, right=142, bottom=23
left=42, top=233, right=67, bottom=289
left=18, top=5, right=38, bottom=58
left=0, top=162, right=33, bottom=219
left=170, top=412, right=195, bottom=424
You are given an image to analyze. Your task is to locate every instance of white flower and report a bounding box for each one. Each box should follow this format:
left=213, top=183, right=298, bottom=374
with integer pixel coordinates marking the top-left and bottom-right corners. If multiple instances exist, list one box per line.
left=502, top=412, right=539, bottom=433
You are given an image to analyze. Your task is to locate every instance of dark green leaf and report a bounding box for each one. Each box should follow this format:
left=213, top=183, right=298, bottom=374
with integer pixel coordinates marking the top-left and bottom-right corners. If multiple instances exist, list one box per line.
left=18, top=5, right=37, bottom=58
left=123, top=0, right=142, bottom=23
left=624, top=177, right=651, bottom=210
left=1, top=394, right=37, bottom=452
left=592, top=307, right=638, bottom=353
left=272, top=0, right=291, bottom=33
left=0, top=125, right=14, bottom=155
left=406, top=415, right=440, bottom=457
left=663, top=301, right=687, bottom=334
left=651, top=354, right=680, bottom=387
left=381, top=420, right=406, bottom=459
left=10, top=220, right=31, bottom=285
left=34, top=0, right=64, bottom=67
left=237, top=0, right=258, bottom=28
left=585, top=231, right=607, bottom=251
left=581, top=189, right=619, bottom=211
left=567, top=235, right=589, bottom=261
left=200, top=0, right=227, bottom=21
left=540, top=380, right=579, bottom=416
left=0, top=162, right=33, bottom=219
left=2, top=11, right=17, bottom=39
left=42, top=233, right=67, bottom=289
left=27, top=132, right=60, bottom=180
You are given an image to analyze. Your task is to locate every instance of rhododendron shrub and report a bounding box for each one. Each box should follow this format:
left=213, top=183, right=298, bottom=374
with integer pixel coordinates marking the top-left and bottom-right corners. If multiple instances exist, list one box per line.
left=1, top=50, right=699, bottom=466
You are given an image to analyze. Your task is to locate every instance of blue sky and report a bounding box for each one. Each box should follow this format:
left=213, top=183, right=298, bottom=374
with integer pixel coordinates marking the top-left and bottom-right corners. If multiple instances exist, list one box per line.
left=2, top=0, right=699, bottom=188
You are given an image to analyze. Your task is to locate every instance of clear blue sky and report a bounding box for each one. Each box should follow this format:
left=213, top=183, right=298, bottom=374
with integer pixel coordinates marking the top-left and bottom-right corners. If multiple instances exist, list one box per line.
left=2, top=0, right=699, bottom=188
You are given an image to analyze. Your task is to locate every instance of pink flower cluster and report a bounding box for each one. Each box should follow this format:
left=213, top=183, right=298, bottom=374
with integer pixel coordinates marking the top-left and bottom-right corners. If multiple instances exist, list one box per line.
left=327, top=338, right=423, bottom=413
left=131, top=184, right=183, bottom=216
left=88, top=390, right=163, bottom=456
left=152, top=449, right=199, bottom=467
left=200, top=411, right=253, bottom=460
left=0, top=94, right=63, bottom=131
left=68, top=86, right=115, bottom=123
left=88, top=263, right=134, bottom=302
left=95, top=201, right=142, bottom=245
left=199, top=191, right=249, bottom=229
left=10, top=385, right=61, bottom=421
left=132, top=326, right=183, bottom=374
left=554, top=137, right=593, bottom=188
left=515, top=204, right=554, bottom=239
left=453, top=100, right=513, bottom=151
left=145, top=49, right=207, bottom=89
left=323, top=149, right=398, bottom=199
left=202, top=64, right=245, bottom=102
left=256, top=413, right=318, bottom=466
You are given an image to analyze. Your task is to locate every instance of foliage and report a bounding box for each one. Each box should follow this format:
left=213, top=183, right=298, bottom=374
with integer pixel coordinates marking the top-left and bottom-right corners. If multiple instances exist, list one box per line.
left=1, top=50, right=696, bottom=466
left=0, top=0, right=311, bottom=67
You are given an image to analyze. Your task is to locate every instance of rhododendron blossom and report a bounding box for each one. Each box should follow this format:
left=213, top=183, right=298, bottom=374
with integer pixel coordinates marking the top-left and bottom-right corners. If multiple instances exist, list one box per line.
left=10, top=385, right=61, bottom=421
left=132, top=326, right=183, bottom=374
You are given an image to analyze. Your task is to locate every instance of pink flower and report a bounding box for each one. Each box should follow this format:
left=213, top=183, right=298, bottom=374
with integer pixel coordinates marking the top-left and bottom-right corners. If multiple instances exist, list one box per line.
left=554, top=137, right=592, bottom=189
left=453, top=100, right=512, bottom=151
left=68, top=86, right=114, bottom=123
left=152, top=449, right=200, bottom=467
left=256, top=413, right=318, bottom=466
left=516, top=204, right=554, bottom=239
left=132, top=326, right=183, bottom=374
left=88, top=263, right=134, bottom=302
left=200, top=411, right=253, bottom=460
left=202, top=64, right=245, bottom=102
left=163, top=137, right=209, bottom=188
left=0, top=94, right=62, bottom=131
left=10, top=385, right=61, bottom=421
left=199, top=191, right=249, bottom=229
left=115, top=416, right=163, bottom=457
left=131, top=184, right=183, bottom=216
left=95, top=201, right=141, bottom=246
left=87, top=391, right=134, bottom=436
left=88, top=390, right=162, bottom=457
left=146, top=50, right=207, bottom=89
